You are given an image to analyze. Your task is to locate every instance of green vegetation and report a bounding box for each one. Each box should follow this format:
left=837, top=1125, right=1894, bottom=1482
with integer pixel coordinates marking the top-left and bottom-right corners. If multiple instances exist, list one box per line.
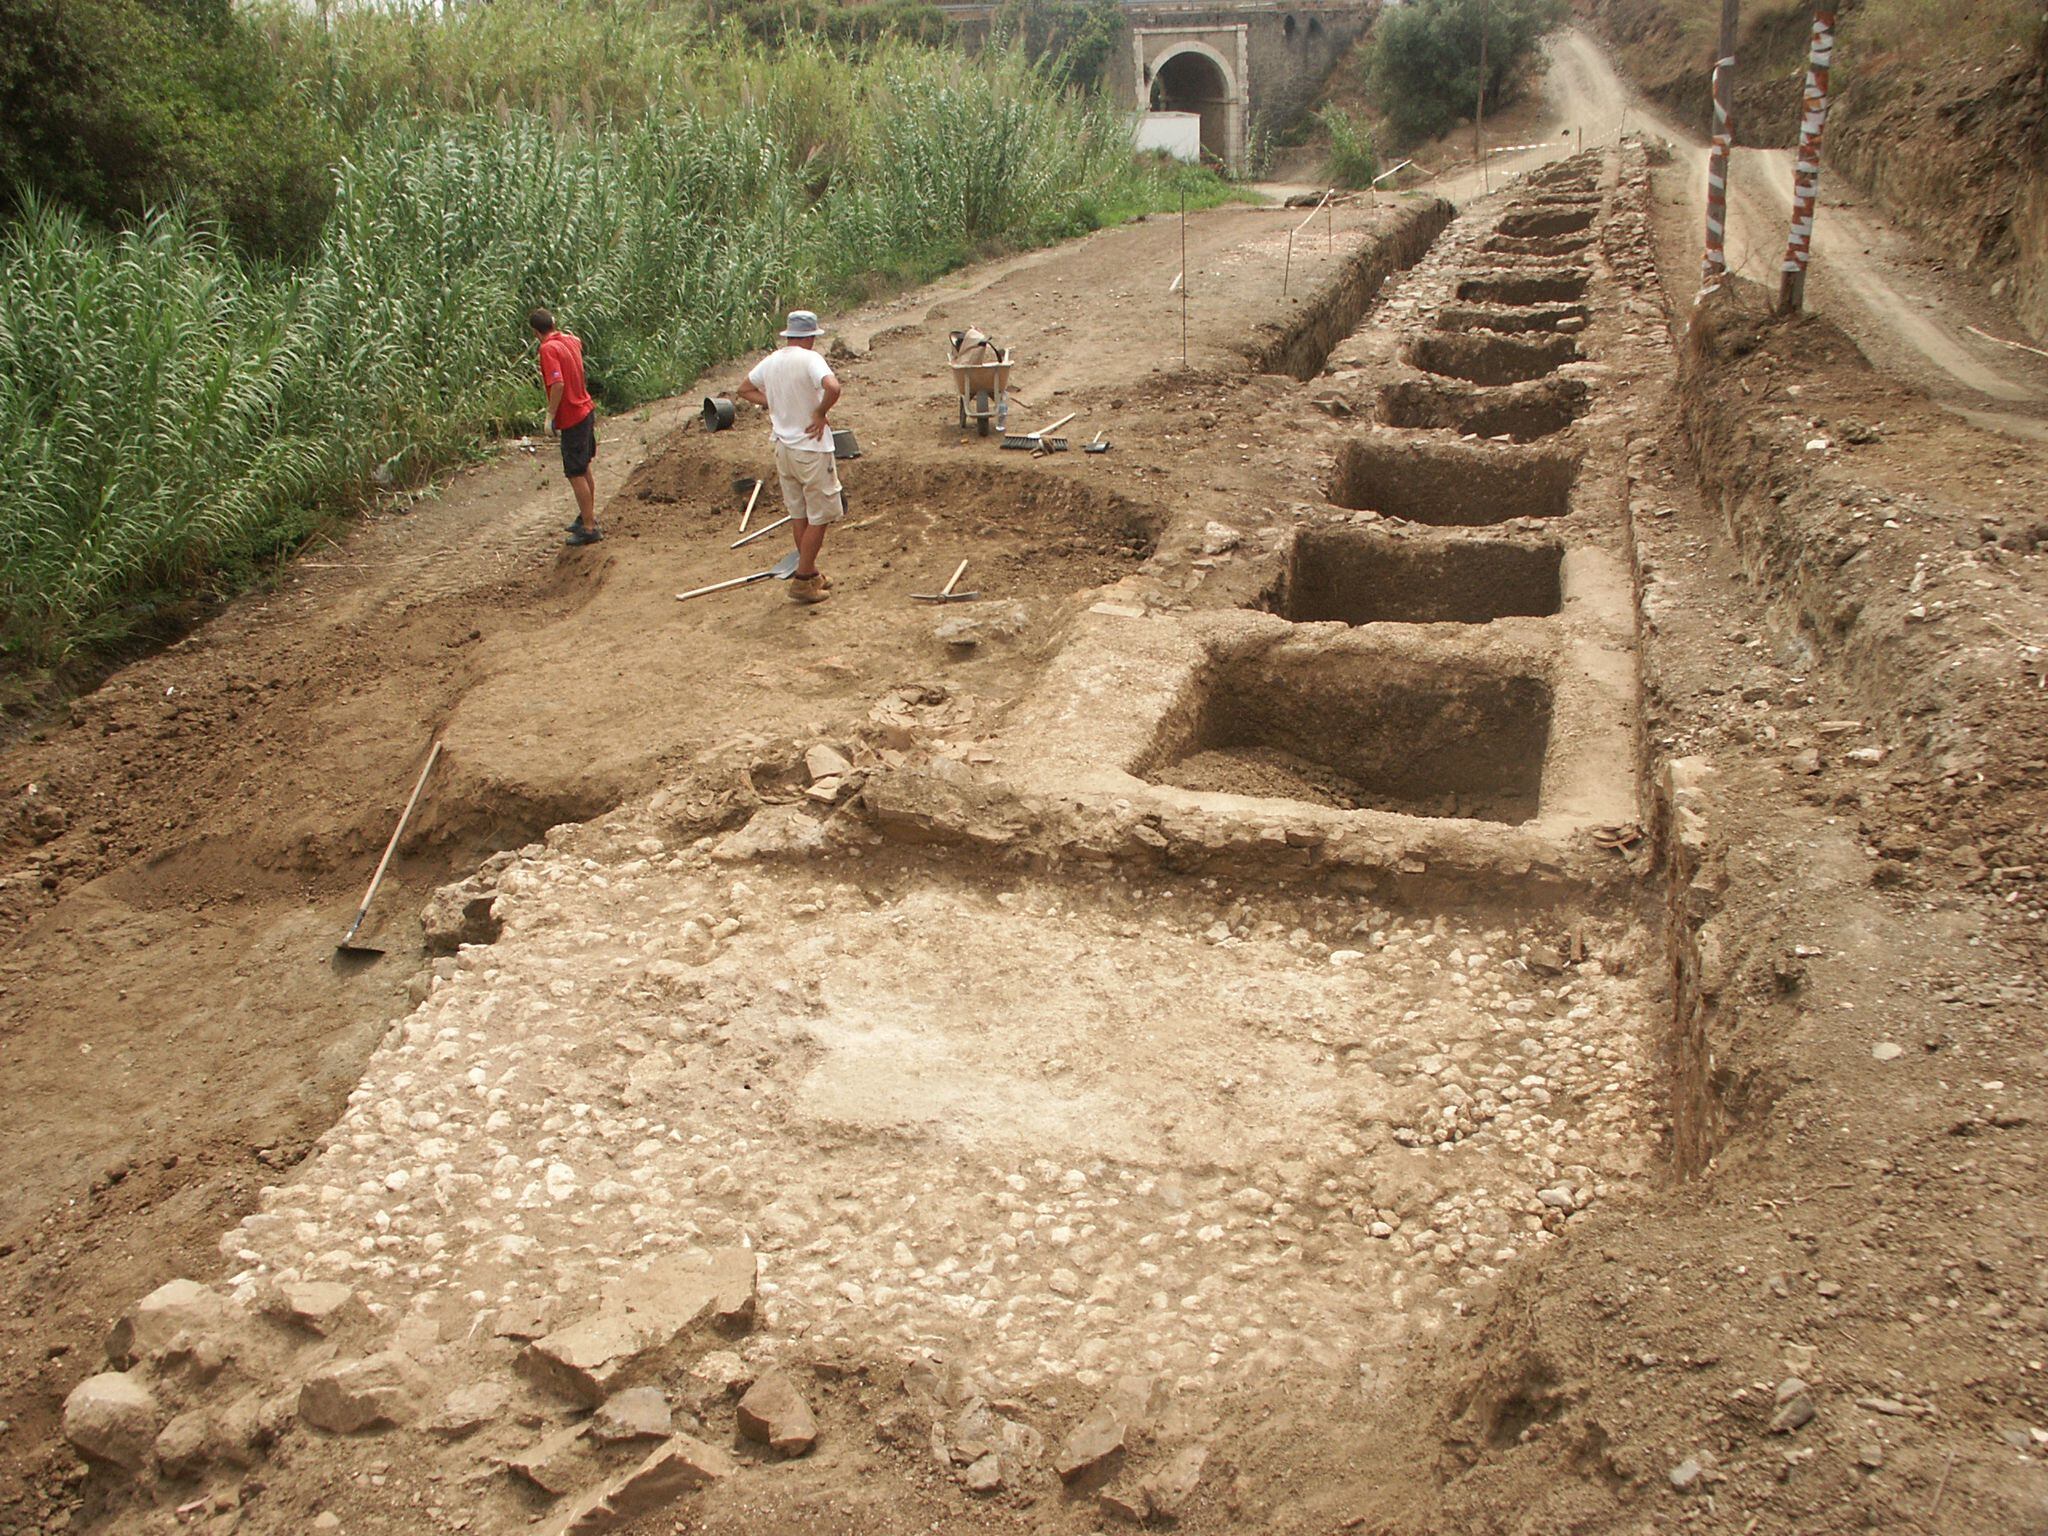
left=1365, top=0, right=1567, bottom=147
left=0, top=0, right=335, bottom=258
left=0, top=9, right=1232, bottom=675
left=1317, top=106, right=1380, bottom=190
left=989, top=0, right=1128, bottom=89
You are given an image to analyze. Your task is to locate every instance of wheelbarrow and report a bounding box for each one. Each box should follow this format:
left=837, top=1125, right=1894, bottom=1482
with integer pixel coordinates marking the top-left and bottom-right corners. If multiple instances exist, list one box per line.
left=949, top=333, right=1014, bottom=438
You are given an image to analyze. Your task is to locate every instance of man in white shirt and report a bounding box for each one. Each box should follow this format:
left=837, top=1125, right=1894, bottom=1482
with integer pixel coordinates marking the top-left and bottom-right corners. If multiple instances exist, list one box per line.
left=735, top=310, right=844, bottom=605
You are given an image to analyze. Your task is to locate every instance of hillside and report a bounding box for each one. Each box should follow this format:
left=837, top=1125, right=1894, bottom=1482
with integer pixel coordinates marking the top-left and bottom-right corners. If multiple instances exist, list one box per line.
left=1584, top=0, right=2048, bottom=339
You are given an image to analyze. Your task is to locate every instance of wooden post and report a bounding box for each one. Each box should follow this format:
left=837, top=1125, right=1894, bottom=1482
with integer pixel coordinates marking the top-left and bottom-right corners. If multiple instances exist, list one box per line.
left=1700, top=0, right=1740, bottom=297
left=1180, top=188, right=1188, bottom=368
left=1778, top=7, right=1838, bottom=313
left=1475, top=0, right=1489, bottom=193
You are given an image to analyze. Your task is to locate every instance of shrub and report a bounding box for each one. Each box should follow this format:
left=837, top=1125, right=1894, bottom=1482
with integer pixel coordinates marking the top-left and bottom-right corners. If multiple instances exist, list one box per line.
left=0, top=0, right=334, bottom=258
left=1365, top=0, right=1566, bottom=147
left=1318, top=106, right=1379, bottom=190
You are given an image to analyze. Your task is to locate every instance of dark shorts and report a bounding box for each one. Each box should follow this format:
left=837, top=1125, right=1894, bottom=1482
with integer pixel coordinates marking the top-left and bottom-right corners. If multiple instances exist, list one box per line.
left=559, top=415, right=597, bottom=478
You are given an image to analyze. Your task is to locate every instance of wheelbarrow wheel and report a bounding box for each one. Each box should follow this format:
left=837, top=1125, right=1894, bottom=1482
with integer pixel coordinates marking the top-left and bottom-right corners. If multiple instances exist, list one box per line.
left=974, top=390, right=993, bottom=437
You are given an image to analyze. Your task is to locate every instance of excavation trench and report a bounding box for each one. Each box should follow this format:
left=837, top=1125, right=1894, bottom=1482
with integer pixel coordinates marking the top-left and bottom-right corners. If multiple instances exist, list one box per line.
left=1271, top=530, right=1564, bottom=626
left=1481, top=232, right=1595, bottom=259
left=1378, top=377, right=1590, bottom=441
left=1252, top=198, right=1456, bottom=379
left=1141, top=646, right=1552, bottom=823
left=1329, top=438, right=1580, bottom=524
left=1409, top=332, right=1582, bottom=386
left=1436, top=303, right=1592, bottom=335
left=1457, top=270, right=1592, bottom=306
left=1497, top=208, right=1597, bottom=238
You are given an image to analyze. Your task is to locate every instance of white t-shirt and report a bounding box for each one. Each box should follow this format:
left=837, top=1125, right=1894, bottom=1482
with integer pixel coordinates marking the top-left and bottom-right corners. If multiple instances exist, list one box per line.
left=747, top=345, right=836, bottom=453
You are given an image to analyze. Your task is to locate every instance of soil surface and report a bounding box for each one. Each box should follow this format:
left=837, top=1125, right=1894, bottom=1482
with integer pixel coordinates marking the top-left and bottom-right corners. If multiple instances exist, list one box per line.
left=5, top=29, right=2048, bottom=1536
left=0, top=196, right=1426, bottom=1528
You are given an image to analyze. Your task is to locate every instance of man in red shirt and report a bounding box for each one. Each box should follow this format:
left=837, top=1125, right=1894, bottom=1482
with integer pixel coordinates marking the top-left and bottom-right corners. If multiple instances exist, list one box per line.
left=530, top=309, right=601, bottom=546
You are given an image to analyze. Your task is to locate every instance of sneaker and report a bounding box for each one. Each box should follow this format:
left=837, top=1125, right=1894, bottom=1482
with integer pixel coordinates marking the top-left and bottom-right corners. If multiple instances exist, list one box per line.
left=566, top=525, right=603, bottom=546
left=788, top=574, right=829, bottom=604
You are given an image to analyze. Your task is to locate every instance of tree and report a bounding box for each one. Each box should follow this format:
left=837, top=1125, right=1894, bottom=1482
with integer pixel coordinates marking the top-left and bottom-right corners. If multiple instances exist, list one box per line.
left=0, top=0, right=334, bottom=258
left=1365, top=0, right=1567, bottom=147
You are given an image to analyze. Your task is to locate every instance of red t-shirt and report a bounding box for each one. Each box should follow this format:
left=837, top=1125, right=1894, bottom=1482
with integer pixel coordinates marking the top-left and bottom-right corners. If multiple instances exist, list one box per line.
left=538, top=331, right=594, bottom=430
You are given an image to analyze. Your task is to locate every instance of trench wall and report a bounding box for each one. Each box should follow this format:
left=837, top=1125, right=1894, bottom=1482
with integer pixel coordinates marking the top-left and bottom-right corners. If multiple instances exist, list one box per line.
left=1250, top=196, right=1456, bottom=379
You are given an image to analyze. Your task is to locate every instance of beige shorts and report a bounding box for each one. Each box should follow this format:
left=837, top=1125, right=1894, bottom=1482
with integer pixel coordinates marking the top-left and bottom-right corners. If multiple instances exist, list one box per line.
left=773, top=442, right=845, bottom=526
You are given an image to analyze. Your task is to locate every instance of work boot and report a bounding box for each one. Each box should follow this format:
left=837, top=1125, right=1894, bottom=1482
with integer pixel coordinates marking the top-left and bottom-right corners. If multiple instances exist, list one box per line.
left=788, top=574, right=829, bottom=604
left=566, top=525, right=603, bottom=546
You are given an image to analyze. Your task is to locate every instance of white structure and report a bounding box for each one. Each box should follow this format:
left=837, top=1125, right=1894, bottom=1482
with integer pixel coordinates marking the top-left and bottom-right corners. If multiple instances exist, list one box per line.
left=1134, top=111, right=1203, bottom=162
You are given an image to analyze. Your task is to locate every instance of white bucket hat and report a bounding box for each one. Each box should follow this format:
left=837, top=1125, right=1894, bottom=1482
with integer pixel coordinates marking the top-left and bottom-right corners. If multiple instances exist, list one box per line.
left=780, top=310, right=824, bottom=339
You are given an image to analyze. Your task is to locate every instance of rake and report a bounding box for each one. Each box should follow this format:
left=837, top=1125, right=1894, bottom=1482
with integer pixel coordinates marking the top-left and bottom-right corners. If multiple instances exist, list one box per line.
left=1002, top=411, right=1076, bottom=452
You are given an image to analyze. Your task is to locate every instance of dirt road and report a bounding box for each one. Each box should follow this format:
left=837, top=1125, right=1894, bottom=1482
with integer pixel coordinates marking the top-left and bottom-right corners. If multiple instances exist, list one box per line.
left=1431, top=28, right=2048, bottom=436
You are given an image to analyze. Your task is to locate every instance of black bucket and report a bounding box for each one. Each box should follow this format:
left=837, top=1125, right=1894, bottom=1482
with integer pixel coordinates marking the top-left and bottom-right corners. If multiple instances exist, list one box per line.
left=702, top=396, right=736, bottom=432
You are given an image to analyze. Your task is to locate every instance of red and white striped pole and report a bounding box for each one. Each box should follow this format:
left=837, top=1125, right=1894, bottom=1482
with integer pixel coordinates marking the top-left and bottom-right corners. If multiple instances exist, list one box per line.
left=1778, top=7, right=1837, bottom=313
left=1699, top=0, right=1740, bottom=297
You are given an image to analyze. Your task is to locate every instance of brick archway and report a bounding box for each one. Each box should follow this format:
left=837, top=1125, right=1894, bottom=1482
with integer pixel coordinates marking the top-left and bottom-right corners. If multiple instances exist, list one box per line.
left=1135, top=30, right=1248, bottom=174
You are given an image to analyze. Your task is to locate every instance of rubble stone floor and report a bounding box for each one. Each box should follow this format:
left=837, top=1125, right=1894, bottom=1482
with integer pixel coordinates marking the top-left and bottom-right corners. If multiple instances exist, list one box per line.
left=225, top=839, right=1653, bottom=1400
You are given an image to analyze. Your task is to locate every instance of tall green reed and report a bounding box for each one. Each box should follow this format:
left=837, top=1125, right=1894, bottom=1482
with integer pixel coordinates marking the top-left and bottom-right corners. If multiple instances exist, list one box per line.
left=2, top=33, right=1229, bottom=674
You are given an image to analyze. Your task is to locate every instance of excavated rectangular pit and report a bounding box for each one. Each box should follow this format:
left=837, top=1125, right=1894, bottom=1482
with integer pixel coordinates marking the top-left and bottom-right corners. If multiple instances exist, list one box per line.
left=1142, top=648, right=1552, bottom=823
left=1409, top=332, right=1581, bottom=385
left=1498, top=208, right=1597, bottom=238
left=1378, top=377, right=1589, bottom=441
left=1275, top=530, right=1563, bottom=625
left=1329, top=437, right=1579, bottom=524
left=1457, top=271, right=1591, bottom=306
left=1481, top=232, right=1594, bottom=258
left=1436, top=303, right=1591, bottom=335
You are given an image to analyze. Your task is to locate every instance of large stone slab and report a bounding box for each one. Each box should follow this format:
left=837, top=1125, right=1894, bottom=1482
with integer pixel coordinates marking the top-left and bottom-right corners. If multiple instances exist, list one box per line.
left=541, top=1435, right=736, bottom=1536
left=521, top=1248, right=756, bottom=1407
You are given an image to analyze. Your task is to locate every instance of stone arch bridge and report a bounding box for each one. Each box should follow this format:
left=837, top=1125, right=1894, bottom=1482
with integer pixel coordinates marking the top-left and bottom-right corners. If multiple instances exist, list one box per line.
left=943, top=0, right=1380, bottom=175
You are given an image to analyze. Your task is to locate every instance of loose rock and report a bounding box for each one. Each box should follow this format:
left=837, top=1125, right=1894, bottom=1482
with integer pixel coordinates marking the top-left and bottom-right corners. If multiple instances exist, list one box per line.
left=63, top=1371, right=158, bottom=1470
left=1053, top=1401, right=1127, bottom=1483
left=297, top=1352, right=421, bottom=1434
left=421, top=1381, right=510, bottom=1440
left=522, top=1248, right=756, bottom=1407
left=736, top=1370, right=818, bottom=1456
left=542, top=1435, right=735, bottom=1536
left=591, top=1387, right=672, bottom=1445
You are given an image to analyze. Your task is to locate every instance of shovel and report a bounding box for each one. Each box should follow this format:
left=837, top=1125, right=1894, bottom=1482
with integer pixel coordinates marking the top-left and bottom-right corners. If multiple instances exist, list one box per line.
left=676, top=549, right=800, bottom=604
left=337, top=740, right=442, bottom=960
left=911, top=559, right=978, bottom=604
left=1084, top=431, right=1111, bottom=455
left=1002, top=411, right=1076, bottom=452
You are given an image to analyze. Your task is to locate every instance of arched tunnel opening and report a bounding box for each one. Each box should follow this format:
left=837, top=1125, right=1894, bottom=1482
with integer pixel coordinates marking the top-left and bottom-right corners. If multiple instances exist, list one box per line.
left=1149, top=49, right=1232, bottom=167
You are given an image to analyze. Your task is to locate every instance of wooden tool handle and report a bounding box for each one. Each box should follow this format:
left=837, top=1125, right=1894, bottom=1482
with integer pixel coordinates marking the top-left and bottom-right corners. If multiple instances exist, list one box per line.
left=941, top=559, right=969, bottom=596
left=739, top=478, right=763, bottom=533
left=731, top=514, right=793, bottom=549
left=676, top=569, right=772, bottom=602
left=347, top=740, right=441, bottom=935
left=1038, top=412, right=1077, bottom=437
